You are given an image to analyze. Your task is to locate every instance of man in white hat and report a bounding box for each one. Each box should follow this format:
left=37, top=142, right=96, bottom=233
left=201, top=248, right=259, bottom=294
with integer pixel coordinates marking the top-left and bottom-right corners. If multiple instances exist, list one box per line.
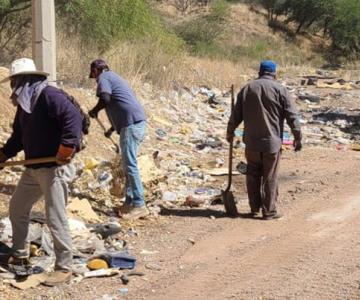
left=0, top=58, right=83, bottom=285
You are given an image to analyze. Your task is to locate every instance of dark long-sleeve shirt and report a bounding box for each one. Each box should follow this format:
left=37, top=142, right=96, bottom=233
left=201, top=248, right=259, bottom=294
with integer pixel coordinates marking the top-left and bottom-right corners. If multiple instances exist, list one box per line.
left=227, top=75, right=301, bottom=153
left=1, top=86, right=83, bottom=168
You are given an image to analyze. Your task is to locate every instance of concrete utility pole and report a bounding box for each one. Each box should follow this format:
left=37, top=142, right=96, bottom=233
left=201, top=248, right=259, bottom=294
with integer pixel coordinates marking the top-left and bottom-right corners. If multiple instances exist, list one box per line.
left=32, top=0, right=57, bottom=85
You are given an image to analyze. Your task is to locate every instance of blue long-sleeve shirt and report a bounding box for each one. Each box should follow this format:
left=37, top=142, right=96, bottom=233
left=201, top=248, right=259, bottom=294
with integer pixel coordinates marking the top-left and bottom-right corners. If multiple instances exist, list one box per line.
left=1, top=86, right=83, bottom=168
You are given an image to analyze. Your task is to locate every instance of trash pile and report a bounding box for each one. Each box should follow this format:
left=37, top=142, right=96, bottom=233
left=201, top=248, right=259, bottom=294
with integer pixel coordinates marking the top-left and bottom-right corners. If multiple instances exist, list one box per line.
left=0, top=209, right=140, bottom=290
left=0, top=66, right=359, bottom=292
left=1, top=68, right=359, bottom=217
left=294, top=71, right=360, bottom=150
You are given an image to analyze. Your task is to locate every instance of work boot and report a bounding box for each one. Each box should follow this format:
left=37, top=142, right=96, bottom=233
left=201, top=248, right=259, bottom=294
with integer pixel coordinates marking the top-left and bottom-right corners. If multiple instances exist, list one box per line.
left=262, top=213, right=283, bottom=220
left=121, top=205, right=149, bottom=220
left=118, top=202, right=132, bottom=215
left=239, top=211, right=260, bottom=219
left=7, top=256, right=32, bottom=277
left=8, top=256, right=30, bottom=266
left=43, top=270, right=72, bottom=286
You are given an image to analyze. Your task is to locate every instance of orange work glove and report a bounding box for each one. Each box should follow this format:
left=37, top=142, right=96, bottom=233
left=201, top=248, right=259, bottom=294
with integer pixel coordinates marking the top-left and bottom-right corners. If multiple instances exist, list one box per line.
left=56, top=145, right=75, bottom=165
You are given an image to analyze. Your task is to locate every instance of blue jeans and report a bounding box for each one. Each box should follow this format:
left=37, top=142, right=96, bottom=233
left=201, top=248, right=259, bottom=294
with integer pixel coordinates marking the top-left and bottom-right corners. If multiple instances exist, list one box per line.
left=120, top=121, right=146, bottom=207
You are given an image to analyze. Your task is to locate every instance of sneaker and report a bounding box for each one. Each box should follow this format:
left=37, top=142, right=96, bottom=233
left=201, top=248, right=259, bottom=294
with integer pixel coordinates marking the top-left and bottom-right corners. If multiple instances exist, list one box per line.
left=262, top=213, right=283, bottom=220
left=43, top=270, right=72, bottom=286
left=121, top=206, right=149, bottom=220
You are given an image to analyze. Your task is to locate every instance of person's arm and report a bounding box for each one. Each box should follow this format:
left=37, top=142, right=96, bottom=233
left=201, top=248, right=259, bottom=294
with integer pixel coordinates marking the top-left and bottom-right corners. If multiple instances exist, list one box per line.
left=48, top=92, right=83, bottom=164
left=226, top=87, right=245, bottom=142
left=282, top=89, right=302, bottom=151
left=1, top=108, right=24, bottom=160
left=89, top=75, right=112, bottom=118
left=88, top=92, right=111, bottom=118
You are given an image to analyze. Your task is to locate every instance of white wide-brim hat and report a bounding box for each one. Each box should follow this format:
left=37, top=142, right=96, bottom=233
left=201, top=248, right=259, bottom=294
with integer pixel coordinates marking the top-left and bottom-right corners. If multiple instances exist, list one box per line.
left=0, top=58, right=49, bottom=83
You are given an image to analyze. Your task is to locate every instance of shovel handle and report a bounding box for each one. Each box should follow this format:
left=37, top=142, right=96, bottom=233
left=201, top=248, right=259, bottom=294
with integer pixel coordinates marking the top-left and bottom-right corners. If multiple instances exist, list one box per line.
left=95, top=118, right=120, bottom=153
left=226, top=84, right=235, bottom=191
left=0, top=156, right=57, bottom=168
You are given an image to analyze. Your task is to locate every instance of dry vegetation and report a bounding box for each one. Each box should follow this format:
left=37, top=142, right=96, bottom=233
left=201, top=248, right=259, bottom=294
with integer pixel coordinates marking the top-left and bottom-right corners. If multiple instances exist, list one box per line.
left=54, top=2, right=326, bottom=91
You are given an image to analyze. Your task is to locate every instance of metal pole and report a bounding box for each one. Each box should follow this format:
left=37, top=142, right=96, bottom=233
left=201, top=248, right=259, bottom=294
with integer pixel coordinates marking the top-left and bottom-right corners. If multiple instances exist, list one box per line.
left=32, top=0, right=57, bottom=86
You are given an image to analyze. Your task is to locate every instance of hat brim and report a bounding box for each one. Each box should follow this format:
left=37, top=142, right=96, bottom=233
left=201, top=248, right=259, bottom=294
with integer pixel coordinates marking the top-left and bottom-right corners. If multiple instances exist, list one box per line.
left=0, top=70, right=49, bottom=84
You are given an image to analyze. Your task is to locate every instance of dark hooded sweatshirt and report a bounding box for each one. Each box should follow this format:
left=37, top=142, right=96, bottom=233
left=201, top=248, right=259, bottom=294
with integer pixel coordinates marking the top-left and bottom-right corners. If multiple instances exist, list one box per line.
left=1, top=86, right=83, bottom=168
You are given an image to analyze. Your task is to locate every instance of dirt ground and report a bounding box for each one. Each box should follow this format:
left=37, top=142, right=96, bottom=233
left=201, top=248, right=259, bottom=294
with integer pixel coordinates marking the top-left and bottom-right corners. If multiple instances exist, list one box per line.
left=1, top=70, right=360, bottom=299
left=1, top=146, right=360, bottom=299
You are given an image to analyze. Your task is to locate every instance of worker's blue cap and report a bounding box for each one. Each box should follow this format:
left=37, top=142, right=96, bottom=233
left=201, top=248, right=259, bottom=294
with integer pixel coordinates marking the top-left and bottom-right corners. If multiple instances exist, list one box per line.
left=259, top=60, right=277, bottom=74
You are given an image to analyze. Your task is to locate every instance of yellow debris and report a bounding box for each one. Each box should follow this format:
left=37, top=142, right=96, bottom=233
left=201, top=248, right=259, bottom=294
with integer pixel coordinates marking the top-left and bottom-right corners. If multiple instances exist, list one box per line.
left=87, top=258, right=109, bottom=270
left=84, top=157, right=101, bottom=170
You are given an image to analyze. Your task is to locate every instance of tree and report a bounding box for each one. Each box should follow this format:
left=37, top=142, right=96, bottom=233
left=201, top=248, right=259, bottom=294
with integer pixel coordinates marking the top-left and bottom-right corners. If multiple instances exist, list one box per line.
left=0, top=0, right=31, bottom=63
left=281, top=0, right=337, bottom=34
left=258, top=0, right=286, bottom=21
left=328, top=0, right=360, bottom=58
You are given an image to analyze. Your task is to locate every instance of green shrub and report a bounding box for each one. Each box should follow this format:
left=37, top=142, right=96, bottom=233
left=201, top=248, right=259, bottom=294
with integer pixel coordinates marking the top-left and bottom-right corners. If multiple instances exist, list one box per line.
left=328, top=0, right=360, bottom=59
left=58, top=0, right=182, bottom=54
left=175, top=0, right=229, bottom=56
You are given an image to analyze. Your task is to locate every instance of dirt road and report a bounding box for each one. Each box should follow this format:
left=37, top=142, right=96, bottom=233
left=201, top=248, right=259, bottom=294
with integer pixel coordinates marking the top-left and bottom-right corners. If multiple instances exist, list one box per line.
left=3, top=147, right=360, bottom=300
left=136, top=148, right=360, bottom=300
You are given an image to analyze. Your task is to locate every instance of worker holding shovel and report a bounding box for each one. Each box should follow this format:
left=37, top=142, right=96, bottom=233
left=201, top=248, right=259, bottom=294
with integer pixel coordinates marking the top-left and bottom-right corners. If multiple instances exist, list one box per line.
left=227, top=61, right=302, bottom=220
left=0, top=58, right=83, bottom=285
left=88, top=59, right=148, bottom=220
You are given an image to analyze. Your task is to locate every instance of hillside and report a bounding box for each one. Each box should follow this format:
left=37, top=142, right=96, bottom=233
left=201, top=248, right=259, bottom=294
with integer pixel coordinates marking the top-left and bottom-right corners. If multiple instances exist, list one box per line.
left=61, top=1, right=326, bottom=90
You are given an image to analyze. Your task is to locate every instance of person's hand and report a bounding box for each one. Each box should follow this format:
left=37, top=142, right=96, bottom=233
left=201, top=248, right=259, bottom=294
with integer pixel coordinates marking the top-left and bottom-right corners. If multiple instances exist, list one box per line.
left=56, top=145, right=75, bottom=165
left=0, top=150, right=7, bottom=170
left=104, top=127, right=115, bottom=138
left=88, top=108, right=99, bottom=119
left=293, top=139, right=302, bottom=152
left=226, top=131, right=234, bottom=143
left=0, top=150, right=7, bottom=163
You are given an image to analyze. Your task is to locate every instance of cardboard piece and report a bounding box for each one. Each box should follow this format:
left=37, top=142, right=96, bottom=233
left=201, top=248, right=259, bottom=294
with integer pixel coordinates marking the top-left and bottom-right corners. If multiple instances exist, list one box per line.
left=11, top=273, right=47, bottom=290
left=67, top=197, right=100, bottom=222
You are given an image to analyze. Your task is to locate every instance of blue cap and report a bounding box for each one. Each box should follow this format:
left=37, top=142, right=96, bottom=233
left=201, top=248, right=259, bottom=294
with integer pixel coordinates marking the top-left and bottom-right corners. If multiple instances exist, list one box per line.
left=259, top=60, right=276, bottom=74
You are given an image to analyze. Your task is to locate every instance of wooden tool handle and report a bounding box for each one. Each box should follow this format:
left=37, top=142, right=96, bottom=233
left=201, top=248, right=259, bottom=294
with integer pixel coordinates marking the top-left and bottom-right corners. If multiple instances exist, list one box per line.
left=0, top=156, right=57, bottom=168
left=95, top=117, right=120, bottom=153
left=226, top=84, right=235, bottom=191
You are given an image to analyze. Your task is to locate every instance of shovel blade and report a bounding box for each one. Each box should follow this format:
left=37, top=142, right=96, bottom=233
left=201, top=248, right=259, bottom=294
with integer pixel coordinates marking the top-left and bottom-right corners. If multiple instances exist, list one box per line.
left=221, top=190, right=238, bottom=217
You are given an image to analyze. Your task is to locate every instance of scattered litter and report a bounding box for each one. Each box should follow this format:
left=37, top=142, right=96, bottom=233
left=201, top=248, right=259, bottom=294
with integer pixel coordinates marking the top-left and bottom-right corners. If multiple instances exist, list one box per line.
left=83, top=268, right=120, bottom=278
left=145, top=262, right=162, bottom=271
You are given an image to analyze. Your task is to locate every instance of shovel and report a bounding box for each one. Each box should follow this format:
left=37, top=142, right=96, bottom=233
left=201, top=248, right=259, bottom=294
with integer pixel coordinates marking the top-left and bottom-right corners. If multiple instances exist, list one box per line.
left=94, top=117, right=120, bottom=153
left=0, top=156, right=56, bottom=168
left=221, top=84, right=238, bottom=217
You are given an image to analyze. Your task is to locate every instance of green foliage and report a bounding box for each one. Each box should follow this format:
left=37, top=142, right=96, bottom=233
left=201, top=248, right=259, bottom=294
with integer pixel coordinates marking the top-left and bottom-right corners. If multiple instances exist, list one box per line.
left=281, top=0, right=337, bottom=33
left=0, top=0, right=11, bottom=11
left=229, top=38, right=309, bottom=66
left=254, top=0, right=360, bottom=58
left=0, top=0, right=31, bottom=64
left=58, top=0, right=182, bottom=53
left=254, top=0, right=286, bottom=20
left=328, top=0, right=360, bottom=58
left=175, top=0, right=229, bottom=57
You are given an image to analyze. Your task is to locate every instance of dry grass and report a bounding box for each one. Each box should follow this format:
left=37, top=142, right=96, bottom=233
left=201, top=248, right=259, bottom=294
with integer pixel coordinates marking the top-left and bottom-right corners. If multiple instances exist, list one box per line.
left=56, top=31, right=321, bottom=91
left=54, top=2, right=327, bottom=91
left=56, top=32, right=185, bottom=90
